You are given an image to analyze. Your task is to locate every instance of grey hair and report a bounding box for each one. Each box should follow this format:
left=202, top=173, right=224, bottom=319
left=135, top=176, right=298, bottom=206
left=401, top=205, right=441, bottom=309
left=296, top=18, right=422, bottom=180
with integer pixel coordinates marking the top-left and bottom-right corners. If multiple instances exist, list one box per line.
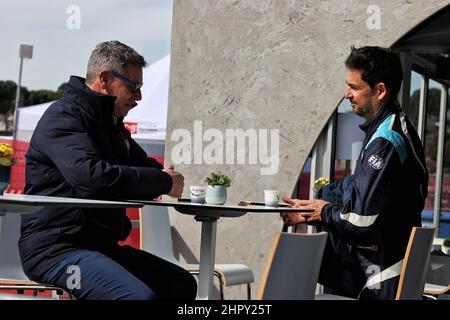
left=86, top=40, right=147, bottom=83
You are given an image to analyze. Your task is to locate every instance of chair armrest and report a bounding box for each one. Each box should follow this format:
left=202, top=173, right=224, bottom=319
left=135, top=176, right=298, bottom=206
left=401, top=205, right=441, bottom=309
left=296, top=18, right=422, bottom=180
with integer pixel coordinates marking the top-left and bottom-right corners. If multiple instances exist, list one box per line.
left=315, top=293, right=356, bottom=300
left=423, top=283, right=450, bottom=296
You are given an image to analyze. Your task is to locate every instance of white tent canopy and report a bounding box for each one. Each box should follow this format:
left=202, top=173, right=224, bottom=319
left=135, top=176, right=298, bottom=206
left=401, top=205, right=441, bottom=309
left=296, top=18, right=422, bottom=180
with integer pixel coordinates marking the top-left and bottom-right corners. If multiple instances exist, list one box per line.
left=16, top=54, right=170, bottom=144
left=16, top=101, right=52, bottom=142
left=124, top=54, right=169, bottom=141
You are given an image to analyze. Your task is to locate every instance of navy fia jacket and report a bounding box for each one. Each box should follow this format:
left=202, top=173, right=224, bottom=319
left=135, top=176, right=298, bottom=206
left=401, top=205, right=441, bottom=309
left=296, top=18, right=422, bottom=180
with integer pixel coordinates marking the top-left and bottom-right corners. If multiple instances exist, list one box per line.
left=316, top=100, right=428, bottom=299
left=19, top=76, right=172, bottom=280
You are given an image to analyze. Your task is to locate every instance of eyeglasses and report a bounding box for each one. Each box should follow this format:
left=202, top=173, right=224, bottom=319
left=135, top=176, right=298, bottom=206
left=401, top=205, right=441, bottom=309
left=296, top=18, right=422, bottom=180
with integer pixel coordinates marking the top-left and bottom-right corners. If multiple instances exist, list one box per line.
left=109, top=70, right=143, bottom=93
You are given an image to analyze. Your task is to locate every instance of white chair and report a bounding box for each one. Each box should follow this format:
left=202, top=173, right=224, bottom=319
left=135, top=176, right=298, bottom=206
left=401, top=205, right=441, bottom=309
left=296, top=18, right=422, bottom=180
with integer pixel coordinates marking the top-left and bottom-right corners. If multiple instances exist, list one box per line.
left=139, top=205, right=254, bottom=299
left=257, top=231, right=328, bottom=300
left=0, top=212, right=70, bottom=299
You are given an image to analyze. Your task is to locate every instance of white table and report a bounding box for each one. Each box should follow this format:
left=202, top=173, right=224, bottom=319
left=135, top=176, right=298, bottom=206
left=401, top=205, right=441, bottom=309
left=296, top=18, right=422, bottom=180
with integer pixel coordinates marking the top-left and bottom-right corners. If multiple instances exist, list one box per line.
left=0, top=194, right=142, bottom=213
left=130, top=198, right=312, bottom=300
left=0, top=194, right=145, bottom=299
left=0, top=194, right=143, bottom=244
left=0, top=194, right=144, bottom=237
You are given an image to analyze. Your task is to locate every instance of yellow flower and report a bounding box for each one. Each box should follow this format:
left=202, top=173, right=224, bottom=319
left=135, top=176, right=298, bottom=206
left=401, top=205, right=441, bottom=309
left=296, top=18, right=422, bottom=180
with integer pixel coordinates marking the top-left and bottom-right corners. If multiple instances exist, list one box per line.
left=313, top=177, right=330, bottom=193
left=0, top=143, right=17, bottom=167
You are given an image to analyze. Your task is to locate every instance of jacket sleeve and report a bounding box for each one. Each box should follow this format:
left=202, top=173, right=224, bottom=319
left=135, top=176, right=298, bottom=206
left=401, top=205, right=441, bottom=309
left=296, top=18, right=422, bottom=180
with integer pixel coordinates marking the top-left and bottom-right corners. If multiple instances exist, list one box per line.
left=315, top=175, right=353, bottom=203
left=31, top=107, right=172, bottom=200
left=320, top=137, right=403, bottom=240
left=127, top=133, right=164, bottom=169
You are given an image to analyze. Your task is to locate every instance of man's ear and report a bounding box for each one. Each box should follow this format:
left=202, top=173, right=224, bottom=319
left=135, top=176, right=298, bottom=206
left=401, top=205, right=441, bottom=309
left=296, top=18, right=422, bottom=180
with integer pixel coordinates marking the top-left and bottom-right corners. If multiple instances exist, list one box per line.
left=99, top=70, right=109, bottom=90
left=376, top=82, right=388, bottom=101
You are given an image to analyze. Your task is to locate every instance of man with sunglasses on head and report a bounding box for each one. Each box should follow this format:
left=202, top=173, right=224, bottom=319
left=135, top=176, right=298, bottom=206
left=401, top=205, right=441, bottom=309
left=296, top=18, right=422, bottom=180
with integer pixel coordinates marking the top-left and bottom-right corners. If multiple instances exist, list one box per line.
left=19, top=41, right=197, bottom=300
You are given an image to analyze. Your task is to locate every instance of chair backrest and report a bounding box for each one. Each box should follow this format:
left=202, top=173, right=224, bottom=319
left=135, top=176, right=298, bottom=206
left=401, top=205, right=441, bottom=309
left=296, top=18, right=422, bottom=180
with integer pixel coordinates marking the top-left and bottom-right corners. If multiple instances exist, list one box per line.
left=425, top=254, right=450, bottom=286
left=395, top=227, right=435, bottom=300
left=257, top=231, right=328, bottom=300
left=0, top=213, right=29, bottom=280
left=139, top=205, right=179, bottom=265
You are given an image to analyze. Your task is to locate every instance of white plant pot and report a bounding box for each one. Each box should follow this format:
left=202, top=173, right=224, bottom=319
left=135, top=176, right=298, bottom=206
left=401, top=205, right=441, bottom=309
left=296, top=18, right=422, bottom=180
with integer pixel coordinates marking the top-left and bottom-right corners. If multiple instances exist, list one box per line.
left=442, top=244, right=450, bottom=255
left=205, top=185, right=227, bottom=205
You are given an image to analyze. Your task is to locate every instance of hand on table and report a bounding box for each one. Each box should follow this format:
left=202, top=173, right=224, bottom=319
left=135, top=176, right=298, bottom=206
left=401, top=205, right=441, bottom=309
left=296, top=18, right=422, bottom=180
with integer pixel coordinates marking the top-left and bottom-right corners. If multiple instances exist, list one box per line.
left=280, top=195, right=329, bottom=225
left=163, top=165, right=184, bottom=198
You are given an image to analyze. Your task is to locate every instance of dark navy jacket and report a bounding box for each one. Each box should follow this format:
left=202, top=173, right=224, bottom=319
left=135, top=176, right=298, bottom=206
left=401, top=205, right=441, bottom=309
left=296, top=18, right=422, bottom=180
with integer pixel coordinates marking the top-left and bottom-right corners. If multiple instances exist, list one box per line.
left=19, top=76, right=172, bottom=280
left=316, top=100, right=428, bottom=299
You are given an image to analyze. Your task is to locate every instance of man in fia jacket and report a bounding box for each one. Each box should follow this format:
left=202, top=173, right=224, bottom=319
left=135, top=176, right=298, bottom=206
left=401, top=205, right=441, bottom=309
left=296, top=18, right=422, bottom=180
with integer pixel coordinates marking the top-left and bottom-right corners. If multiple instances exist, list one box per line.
left=19, top=41, right=197, bottom=300
left=281, top=46, right=428, bottom=300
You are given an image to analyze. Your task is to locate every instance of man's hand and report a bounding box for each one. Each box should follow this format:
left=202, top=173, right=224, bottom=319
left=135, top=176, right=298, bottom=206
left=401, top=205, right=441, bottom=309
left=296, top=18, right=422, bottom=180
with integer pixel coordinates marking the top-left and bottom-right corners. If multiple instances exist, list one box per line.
left=280, top=195, right=329, bottom=225
left=163, top=165, right=184, bottom=198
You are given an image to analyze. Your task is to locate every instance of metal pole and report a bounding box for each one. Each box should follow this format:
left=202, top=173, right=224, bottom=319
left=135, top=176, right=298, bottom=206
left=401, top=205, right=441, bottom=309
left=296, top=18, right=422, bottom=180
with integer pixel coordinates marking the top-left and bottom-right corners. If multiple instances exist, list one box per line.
left=13, top=57, right=24, bottom=139
left=195, top=216, right=217, bottom=300
left=433, top=84, right=447, bottom=237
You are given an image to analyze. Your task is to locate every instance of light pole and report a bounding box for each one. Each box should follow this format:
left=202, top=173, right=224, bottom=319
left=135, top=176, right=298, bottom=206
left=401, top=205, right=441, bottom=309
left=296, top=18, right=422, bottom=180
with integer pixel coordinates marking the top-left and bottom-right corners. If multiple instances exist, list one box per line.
left=13, top=44, right=33, bottom=139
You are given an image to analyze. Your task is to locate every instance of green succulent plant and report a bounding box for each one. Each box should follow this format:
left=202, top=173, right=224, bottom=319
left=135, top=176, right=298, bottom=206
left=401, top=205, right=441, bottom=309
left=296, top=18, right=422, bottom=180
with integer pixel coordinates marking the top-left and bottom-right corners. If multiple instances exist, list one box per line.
left=443, top=237, right=450, bottom=248
left=204, top=172, right=231, bottom=187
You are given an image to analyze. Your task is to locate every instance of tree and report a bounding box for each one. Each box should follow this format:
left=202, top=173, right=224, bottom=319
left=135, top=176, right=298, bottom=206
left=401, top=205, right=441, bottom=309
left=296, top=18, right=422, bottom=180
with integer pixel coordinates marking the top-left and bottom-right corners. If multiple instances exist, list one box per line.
left=0, top=80, right=65, bottom=134
left=0, top=80, right=16, bottom=114
left=57, top=82, right=67, bottom=94
left=0, top=80, right=25, bottom=132
left=25, top=89, right=62, bottom=106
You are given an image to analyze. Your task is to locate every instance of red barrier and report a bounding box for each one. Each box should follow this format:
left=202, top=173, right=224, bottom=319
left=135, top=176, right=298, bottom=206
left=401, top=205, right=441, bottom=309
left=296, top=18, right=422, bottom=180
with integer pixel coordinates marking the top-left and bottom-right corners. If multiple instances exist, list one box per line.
left=0, top=138, right=27, bottom=194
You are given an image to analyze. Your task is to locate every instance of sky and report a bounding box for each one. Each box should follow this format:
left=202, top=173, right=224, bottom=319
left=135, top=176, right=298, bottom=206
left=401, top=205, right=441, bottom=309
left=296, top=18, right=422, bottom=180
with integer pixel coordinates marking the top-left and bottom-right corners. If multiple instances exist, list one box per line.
left=0, top=0, right=173, bottom=91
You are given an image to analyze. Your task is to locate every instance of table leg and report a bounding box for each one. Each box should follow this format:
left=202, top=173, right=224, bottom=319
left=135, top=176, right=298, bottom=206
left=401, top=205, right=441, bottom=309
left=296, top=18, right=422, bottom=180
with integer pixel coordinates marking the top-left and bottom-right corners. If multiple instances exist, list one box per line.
left=196, top=217, right=217, bottom=300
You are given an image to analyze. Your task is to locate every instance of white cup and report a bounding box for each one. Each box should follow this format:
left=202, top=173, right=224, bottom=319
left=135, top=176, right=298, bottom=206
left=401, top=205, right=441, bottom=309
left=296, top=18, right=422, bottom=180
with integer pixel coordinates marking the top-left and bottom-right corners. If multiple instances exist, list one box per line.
left=264, top=190, right=279, bottom=207
left=190, top=186, right=206, bottom=204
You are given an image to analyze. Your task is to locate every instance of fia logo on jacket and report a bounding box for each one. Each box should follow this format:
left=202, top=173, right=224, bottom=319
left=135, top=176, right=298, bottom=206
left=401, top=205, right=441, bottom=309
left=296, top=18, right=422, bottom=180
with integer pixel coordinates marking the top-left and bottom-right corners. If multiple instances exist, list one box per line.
left=368, top=154, right=383, bottom=170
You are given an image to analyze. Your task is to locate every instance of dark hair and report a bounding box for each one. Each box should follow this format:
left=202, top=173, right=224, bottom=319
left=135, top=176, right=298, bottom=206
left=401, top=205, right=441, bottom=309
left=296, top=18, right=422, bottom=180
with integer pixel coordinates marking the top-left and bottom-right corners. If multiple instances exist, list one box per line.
left=345, top=46, right=403, bottom=97
left=86, top=40, right=147, bottom=83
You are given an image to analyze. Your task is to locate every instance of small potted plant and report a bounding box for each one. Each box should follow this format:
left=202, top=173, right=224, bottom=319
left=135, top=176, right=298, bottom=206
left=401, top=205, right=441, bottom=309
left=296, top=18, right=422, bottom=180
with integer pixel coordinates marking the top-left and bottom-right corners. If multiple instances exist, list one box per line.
left=442, top=237, right=450, bottom=255
left=204, top=172, right=231, bottom=205
left=313, top=177, right=330, bottom=193
left=0, top=142, right=17, bottom=194
left=313, top=176, right=330, bottom=199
